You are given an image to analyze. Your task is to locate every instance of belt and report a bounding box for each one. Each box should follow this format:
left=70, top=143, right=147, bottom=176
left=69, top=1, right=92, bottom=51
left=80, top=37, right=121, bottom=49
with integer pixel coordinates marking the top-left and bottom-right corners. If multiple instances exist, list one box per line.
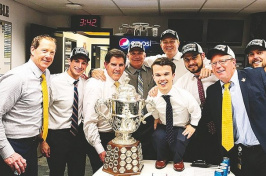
left=237, top=143, right=261, bottom=152
left=8, top=134, right=41, bottom=142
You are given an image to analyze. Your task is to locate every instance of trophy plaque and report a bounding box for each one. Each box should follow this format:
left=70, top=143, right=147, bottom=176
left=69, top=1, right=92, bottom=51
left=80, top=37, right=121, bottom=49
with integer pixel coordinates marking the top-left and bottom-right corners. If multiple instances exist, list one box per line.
left=95, top=77, right=155, bottom=175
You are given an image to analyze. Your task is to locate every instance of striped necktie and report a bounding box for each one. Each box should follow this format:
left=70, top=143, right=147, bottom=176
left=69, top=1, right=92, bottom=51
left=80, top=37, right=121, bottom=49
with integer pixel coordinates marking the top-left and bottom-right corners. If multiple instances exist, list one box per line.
left=162, top=95, right=174, bottom=144
left=195, top=76, right=205, bottom=108
left=41, top=74, right=49, bottom=141
left=70, top=80, right=79, bottom=136
left=136, top=69, right=143, bottom=98
left=222, top=82, right=234, bottom=151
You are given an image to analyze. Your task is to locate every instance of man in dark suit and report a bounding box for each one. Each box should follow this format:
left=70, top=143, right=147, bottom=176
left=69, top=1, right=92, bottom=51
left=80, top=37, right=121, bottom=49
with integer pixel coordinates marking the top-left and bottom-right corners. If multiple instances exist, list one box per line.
left=198, top=45, right=266, bottom=176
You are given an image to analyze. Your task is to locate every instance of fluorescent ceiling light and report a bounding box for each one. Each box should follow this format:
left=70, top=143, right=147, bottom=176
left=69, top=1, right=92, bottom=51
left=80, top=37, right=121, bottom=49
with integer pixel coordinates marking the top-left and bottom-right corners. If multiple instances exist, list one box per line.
left=65, top=3, right=82, bottom=9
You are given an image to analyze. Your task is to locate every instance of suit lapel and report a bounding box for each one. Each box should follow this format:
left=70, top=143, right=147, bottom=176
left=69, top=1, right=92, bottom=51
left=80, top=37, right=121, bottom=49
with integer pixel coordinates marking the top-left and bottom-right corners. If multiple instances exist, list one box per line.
left=238, top=70, right=250, bottom=117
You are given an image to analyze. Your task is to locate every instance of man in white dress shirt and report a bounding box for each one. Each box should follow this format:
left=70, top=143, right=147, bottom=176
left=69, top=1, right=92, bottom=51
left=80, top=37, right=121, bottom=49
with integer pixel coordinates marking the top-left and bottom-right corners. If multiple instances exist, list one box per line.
left=144, top=29, right=211, bottom=83
left=83, top=49, right=127, bottom=173
left=146, top=57, right=201, bottom=172
left=0, top=35, right=56, bottom=176
left=40, top=47, right=89, bottom=176
left=176, top=42, right=217, bottom=162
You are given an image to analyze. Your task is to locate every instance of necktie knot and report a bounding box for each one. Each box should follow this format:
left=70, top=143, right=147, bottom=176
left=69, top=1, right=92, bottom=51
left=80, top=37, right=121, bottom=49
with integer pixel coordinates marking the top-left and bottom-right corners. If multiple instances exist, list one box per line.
left=41, top=74, right=46, bottom=80
left=73, top=80, right=79, bottom=85
left=114, top=81, right=120, bottom=88
left=162, top=95, right=171, bottom=103
left=224, top=82, right=231, bottom=90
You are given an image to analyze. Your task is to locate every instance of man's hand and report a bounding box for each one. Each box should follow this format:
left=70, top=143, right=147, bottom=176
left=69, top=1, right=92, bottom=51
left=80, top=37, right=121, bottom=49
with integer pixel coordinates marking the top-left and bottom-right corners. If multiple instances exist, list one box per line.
left=182, top=124, right=196, bottom=139
left=199, top=67, right=212, bottom=79
left=99, top=151, right=106, bottom=163
left=91, top=69, right=106, bottom=81
left=40, top=141, right=50, bottom=158
left=4, top=153, right=27, bottom=175
left=148, top=86, right=158, bottom=97
left=154, top=118, right=162, bottom=130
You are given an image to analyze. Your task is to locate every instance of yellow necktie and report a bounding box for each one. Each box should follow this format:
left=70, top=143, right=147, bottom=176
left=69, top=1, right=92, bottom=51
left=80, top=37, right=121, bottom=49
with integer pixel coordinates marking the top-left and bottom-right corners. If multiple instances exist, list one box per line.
left=222, top=82, right=234, bottom=151
left=41, top=74, right=49, bottom=141
left=114, top=81, right=120, bottom=89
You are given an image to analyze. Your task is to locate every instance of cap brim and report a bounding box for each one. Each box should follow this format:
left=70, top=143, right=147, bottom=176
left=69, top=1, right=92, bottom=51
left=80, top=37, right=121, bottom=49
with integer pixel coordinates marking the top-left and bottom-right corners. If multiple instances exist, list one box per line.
left=71, top=54, right=90, bottom=62
left=245, top=45, right=266, bottom=54
left=160, top=34, right=178, bottom=40
left=207, top=49, right=228, bottom=60
left=129, top=47, right=144, bottom=52
left=181, top=51, right=200, bottom=58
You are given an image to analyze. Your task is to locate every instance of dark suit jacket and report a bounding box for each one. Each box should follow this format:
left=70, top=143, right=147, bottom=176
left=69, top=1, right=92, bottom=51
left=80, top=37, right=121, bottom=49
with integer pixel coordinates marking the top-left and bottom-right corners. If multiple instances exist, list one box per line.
left=198, top=67, right=266, bottom=164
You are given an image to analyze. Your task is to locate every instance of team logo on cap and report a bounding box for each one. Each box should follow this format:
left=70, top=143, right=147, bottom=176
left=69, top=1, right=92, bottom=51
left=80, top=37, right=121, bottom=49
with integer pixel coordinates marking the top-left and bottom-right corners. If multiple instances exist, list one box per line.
left=248, top=39, right=263, bottom=47
left=119, top=38, right=130, bottom=49
left=183, top=43, right=197, bottom=53
left=214, top=45, right=227, bottom=52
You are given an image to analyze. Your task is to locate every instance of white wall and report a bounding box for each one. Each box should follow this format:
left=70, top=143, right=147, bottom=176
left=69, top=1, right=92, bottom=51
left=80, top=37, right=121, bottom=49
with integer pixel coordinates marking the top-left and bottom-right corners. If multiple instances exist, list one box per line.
left=0, top=0, right=50, bottom=68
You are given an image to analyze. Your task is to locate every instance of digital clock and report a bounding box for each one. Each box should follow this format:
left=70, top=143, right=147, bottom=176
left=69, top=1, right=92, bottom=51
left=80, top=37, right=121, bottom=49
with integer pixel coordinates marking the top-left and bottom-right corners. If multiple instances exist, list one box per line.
left=71, top=15, right=101, bottom=30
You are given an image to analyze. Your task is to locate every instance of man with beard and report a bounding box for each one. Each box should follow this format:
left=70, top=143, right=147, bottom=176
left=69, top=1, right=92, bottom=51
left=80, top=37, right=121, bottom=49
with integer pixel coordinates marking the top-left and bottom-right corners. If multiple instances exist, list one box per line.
left=245, top=39, right=266, bottom=68
left=144, top=29, right=212, bottom=83
left=175, top=42, right=217, bottom=162
left=40, top=47, right=89, bottom=176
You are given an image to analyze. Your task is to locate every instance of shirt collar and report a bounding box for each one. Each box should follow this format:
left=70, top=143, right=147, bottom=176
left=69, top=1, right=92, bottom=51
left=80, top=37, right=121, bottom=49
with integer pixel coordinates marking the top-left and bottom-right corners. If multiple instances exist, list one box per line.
left=28, top=59, right=45, bottom=78
left=64, top=71, right=79, bottom=85
left=127, top=64, right=147, bottom=74
left=172, top=51, right=182, bottom=61
left=220, top=69, right=237, bottom=89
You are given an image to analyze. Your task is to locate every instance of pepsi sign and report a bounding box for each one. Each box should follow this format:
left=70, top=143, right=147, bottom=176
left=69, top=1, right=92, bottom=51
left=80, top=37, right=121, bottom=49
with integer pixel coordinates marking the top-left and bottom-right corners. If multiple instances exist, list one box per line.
left=111, top=36, right=162, bottom=56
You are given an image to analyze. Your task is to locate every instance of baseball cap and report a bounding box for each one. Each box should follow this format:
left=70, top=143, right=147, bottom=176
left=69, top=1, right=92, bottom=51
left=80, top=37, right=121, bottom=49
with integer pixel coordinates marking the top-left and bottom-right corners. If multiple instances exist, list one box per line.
left=70, top=47, right=90, bottom=61
left=160, top=29, right=179, bottom=41
left=128, top=41, right=145, bottom=52
left=181, top=42, right=203, bottom=58
left=207, top=45, right=235, bottom=60
left=245, top=39, right=266, bottom=54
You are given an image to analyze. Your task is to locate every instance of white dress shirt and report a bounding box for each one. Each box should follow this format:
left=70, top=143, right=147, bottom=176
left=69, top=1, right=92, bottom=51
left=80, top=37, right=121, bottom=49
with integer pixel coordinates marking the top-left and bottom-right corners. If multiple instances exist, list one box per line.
left=220, top=70, right=259, bottom=146
left=146, top=86, right=201, bottom=127
left=83, top=70, right=127, bottom=154
left=48, top=72, right=86, bottom=129
left=0, top=59, right=50, bottom=159
left=175, top=72, right=218, bottom=106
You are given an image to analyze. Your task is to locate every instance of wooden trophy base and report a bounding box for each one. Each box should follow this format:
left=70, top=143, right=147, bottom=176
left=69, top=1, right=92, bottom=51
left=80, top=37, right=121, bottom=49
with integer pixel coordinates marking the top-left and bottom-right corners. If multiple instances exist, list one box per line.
left=102, top=140, right=144, bottom=176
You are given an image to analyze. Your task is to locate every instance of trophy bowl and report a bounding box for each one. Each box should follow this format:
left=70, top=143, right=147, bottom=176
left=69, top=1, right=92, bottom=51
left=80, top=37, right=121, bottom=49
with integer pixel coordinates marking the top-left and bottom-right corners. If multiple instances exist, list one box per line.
left=95, top=77, right=155, bottom=175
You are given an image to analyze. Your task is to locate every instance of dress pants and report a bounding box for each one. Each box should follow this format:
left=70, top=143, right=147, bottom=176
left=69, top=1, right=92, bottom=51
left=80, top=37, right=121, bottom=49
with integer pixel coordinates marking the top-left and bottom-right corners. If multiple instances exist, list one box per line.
left=153, top=124, right=190, bottom=163
left=46, top=124, right=86, bottom=176
left=85, top=131, right=115, bottom=173
left=0, top=136, right=39, bottom=176
left=228, top=144, right=266, bottom=176
left=132, top=115, right=156, bottom=160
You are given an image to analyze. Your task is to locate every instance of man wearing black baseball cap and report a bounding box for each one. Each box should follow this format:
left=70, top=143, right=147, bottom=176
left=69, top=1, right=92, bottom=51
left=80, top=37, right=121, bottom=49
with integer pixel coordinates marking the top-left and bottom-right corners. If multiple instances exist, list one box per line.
left=245, top=39, right=266, bottom=68
left=126, top=41, right=156, bottom=160
left=199, top=44, right=266, bottom=176
left=41, top=47, right=89, bottom=176
left=144, top=29, right=212, bottom=83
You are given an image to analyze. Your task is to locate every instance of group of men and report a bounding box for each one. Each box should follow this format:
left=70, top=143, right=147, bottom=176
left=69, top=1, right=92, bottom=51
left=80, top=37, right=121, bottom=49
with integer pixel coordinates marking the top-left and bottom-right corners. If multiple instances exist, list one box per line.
left=0, top=28, right=265, bottom=176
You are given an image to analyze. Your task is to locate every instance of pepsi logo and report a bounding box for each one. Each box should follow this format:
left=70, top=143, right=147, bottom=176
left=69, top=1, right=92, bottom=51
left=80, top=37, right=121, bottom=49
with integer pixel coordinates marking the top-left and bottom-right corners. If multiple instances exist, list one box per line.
left=119, top=38, right=130, bottom=49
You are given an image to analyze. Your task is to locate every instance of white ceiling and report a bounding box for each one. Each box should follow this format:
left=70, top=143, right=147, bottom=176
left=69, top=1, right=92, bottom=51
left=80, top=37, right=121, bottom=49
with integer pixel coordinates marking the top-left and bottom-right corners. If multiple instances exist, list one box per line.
left=13, top=0, right=266, bottom=16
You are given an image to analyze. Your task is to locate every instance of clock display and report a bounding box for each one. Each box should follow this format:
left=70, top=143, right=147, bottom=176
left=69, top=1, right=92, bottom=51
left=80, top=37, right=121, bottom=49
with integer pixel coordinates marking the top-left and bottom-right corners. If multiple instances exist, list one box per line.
left=71, top=15, right=101, bottom=30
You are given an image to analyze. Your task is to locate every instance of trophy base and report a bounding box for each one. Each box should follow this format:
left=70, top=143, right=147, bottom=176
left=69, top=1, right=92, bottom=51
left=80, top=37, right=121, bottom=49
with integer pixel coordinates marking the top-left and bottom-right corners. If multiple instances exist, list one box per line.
left=103, top=140, right=144, bottom=176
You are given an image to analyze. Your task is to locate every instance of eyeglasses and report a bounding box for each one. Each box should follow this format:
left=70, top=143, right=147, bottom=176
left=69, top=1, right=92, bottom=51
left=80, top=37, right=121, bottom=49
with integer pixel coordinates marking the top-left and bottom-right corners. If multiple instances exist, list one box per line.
left=211, top=58, right=233, bottom=66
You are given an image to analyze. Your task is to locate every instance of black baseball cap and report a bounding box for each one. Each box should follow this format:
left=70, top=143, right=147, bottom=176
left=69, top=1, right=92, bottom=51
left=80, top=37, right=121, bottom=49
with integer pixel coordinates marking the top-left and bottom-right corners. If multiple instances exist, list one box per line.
left=70, top=47, right=90, bottom=62
left=160, top=29, right=179, bottom=41
left=181, top=42, right=203, bottom=58
left=128, top=41, right=145, bottom=52
left=245, top=39, right=266, bottom=54
left=207, top=45, right=235, bottom=60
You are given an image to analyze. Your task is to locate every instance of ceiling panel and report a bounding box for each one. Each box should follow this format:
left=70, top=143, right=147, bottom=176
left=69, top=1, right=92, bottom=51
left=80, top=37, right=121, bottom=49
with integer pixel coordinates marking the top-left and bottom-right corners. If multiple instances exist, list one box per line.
left=13, top=0, right=266, bottom=16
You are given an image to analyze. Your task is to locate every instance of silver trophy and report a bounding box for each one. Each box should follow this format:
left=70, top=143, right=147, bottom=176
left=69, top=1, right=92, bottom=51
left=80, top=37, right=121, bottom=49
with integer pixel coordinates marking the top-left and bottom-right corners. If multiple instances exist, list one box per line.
left=95, top=77, right=155, bottom=175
